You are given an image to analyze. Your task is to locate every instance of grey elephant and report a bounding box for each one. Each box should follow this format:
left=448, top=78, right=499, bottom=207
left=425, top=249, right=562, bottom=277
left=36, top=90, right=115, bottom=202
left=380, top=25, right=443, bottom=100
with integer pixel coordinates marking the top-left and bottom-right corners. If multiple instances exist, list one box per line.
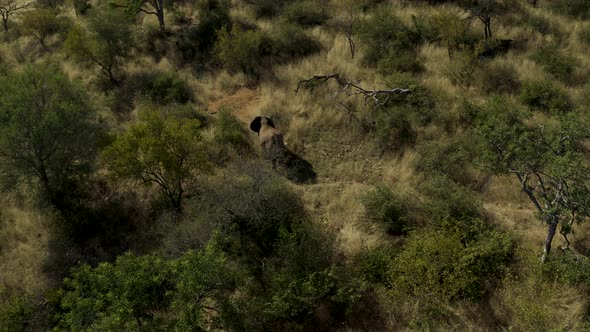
left=250, top=116, right=286, bottom=166
left=249, top=116, right=316, bottom=183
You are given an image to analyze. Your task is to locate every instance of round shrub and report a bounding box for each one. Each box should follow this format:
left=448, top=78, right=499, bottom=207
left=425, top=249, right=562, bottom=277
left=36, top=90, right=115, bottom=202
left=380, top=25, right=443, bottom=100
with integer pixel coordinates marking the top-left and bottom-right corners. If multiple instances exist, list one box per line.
left=476, top=62, right=521, bottom=95
left=214, top=108, right=251, bottom=151
left=390, top=218, right=513, bottom=302
left=139, top=72, right=193, bottom=104
left=265, top=23, right=321, bottom=59
left=283, top=1, right=328, bottom=26
left=361, top=186, right=407, bottom=235
left=518, top=79, right=572, bottom=114
left=532, top=45, right=577, bottom=83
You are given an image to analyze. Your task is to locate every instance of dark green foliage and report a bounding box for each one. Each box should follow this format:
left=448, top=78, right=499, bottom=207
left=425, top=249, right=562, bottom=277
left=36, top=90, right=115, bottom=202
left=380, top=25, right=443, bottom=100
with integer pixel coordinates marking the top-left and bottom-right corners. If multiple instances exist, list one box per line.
left=577, top=24, right=590, bottom=45
left=356, top=9, right=422, bottom=74
left=215, top=23, right=320, bottom=76
left=519, top=79, right=572, bottom=114
left=264, top=22, right=321, bottom=59
left=476, top=61, right=521, bottom=95
left=418, top=175, right=482, bottom=221
left=526, top=14, right=561, bottom=36
left=55, top=244, right=241, bottom=331
left=373, top=106, right=417, bottom=152
left=549, top=0, right=590, bottom=19
left=532, top=45, right=577, bottom=83
left=172, top=0, right=230, bottom=64
left=214, top=108, right=251, bottom=151
left=102, top=107, right=209, bottom=211
left=36, top=0, right=65, bottom=9
left=283, top=1, right=327, bottom=27
left=64, top=9, right=133, bottom=84
left=362, top=186, right=407, bottom=235
left=215, top=25, right=265, bottom=75
left=355, top=246, right=395, bottom=284
left=70, top=0, right=90, bottom=15
left=0, top=65, right=100, bottom=210
left=0, top=290, right=34, bottom=332
left=543, top=252, right=590, bottom=284
left=390, top=218, right=513, bottom=302
left=138, top=72, right=193, bottom=104
left=56, top=254, right=173, bottom=330
left=207, top=167, right=306, bottom=255
left=19, top=9, right=63, bottom=47
left=246, top=0, right=294, bottom=18
left=383, top=72, right=437, bottom=124
left=415, top=136, right=473, bottom=184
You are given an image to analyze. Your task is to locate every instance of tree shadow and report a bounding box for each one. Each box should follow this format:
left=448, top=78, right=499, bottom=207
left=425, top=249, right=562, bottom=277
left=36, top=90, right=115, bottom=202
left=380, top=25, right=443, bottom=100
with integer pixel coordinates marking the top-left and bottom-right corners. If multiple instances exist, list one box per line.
left=277, top=149, right=317, bottom=184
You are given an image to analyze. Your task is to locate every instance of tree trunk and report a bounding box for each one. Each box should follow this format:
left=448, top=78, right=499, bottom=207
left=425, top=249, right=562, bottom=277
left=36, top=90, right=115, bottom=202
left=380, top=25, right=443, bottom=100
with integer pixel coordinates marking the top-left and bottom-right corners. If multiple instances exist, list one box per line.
left=541, top=217, right=559, bottom=262
left=156, top=8, right=165, bottom=32
left=2, top=17, right=8, bottom=32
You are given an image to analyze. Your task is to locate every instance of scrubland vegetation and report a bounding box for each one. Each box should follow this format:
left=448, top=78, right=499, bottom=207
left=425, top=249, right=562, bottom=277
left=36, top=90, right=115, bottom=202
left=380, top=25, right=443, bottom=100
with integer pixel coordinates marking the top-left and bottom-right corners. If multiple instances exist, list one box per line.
left=4, top=0, right=590, bottom=330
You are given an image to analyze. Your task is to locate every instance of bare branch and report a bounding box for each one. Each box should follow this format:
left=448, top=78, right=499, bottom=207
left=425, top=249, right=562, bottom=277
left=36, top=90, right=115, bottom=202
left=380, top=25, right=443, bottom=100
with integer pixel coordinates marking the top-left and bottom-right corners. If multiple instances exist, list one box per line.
left=295, top=73, right=410, bottom=110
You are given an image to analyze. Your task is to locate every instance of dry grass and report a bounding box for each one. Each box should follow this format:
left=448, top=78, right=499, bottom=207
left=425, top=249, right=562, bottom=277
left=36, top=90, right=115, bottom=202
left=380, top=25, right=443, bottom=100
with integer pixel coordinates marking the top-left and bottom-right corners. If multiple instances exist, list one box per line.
left=0, top=206, right=51, bottom=296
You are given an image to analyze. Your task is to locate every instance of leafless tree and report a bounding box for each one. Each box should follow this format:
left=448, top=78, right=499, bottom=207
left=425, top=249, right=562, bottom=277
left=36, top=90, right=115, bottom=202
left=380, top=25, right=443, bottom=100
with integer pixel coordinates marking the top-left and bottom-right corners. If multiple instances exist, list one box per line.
left=0, top=0, right=29, bottom=32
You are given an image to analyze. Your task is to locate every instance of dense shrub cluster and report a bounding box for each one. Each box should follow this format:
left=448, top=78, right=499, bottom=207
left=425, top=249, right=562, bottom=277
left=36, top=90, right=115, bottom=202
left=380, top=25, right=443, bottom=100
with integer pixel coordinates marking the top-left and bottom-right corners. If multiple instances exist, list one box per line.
left=362, top=186, right=407, bottom=235
left=532, top=45, right=577, bottom=83
left=138, top=72, right=193, bottom=104
left=519, top=79, right=572, bottom=113
left=356, top=9, right=422, bottom=74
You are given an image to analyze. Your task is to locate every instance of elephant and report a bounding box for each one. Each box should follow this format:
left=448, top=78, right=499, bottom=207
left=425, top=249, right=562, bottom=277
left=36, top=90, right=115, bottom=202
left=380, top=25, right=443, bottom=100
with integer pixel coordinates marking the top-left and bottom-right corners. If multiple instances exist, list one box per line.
left=249, top=116, right=286, bottom=160
left=249, top=116, right=316, bottom=183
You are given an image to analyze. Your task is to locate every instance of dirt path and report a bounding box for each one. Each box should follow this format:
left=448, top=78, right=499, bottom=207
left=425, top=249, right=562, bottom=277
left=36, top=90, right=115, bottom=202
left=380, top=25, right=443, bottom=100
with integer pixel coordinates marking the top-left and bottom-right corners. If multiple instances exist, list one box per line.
left=207, top=87, right=261, bottom=125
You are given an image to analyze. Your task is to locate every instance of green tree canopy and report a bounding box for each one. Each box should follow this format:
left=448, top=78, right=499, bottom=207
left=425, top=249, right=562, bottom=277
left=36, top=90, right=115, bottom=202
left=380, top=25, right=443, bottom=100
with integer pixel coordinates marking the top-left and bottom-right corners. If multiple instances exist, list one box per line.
left=102, top=107, right=209, bottom=211
left=64, top=9, right=133, bottom=84
left=474, top=97, right=590, bottom=261
left=0, top=64, right=101, bottom=209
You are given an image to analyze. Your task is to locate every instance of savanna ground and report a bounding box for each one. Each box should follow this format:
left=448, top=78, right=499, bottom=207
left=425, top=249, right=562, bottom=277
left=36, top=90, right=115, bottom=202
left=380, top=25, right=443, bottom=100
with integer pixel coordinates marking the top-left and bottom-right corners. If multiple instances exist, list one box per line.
left=3, top=0, right=590, bottom=330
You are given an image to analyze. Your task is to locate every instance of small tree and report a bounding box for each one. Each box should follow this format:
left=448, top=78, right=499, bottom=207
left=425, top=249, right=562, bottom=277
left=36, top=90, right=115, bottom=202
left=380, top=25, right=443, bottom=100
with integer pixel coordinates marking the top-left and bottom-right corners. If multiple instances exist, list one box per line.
left=19, top=8, right=61, bottom=47
left=111, top=0, right=167, bottom=31
left=103, top=107, right=209, bottom=211
left=460, top=0, right=511, bottom=40
left=0, top=65, right=100, bottom=209
left=64, top=10, right=132, bottom=84
left=0, top=0, right=29, bottom=32
left=474, top=98, right=590, bottom=261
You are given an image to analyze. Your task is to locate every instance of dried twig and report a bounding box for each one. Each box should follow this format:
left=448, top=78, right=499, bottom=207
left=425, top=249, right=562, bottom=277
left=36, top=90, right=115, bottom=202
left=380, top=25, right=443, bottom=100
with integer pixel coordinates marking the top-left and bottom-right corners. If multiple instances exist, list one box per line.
left=295, top=73, right=410, bottom=110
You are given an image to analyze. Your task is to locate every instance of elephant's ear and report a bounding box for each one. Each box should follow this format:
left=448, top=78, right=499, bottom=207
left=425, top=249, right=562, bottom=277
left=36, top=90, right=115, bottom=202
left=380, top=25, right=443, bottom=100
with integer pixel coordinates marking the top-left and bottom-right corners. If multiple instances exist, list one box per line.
left=250, top=116, right=262, bottom=133
left=266, top=117, right=275, bottom=128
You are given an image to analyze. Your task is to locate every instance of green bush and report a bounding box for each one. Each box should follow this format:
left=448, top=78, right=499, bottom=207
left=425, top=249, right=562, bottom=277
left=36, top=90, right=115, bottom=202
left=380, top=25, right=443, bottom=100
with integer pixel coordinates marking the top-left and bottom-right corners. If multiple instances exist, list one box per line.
left=542, top=252, right=590, bottom=284
left=390, top=218, right=513, bottom=302
left=475, top=61, right=521, bottom=95
left=415, top=137, right=473, bottom=184
left=0, top=291, right=34, bottom=332
left=283, top=1, right=328, bottom=26
left=383, top=72, right=437, bottom=124
left=418, top=175, right=482, bottom=221
left=355, top=246, right=395, bottom=284
left=549, top=0, right=590, bottom=19
left=138, top=72, right=193, bottom=104
left=526, top=14, right=560, bottom=37
left=374, top=106, right=417, bottom=151
left=215, top=25, right=264, bottom=75
left=361, top=186, right=407, bottom=235
left=518, top=79, right=572, bottom=113
left=532, top=45, right=577, bottom=83
left=214, top=108, right=251, bottom=151
left=578, top=24, right=590, bottom=45
left=265, top=23, right=321, bottom=59
left=356, top=9, right=422, bottom=73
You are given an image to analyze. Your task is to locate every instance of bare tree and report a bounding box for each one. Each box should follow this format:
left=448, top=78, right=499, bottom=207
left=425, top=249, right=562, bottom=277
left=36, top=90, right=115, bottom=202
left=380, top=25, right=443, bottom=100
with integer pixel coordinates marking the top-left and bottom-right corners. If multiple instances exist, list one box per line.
left=461, top=0, right=511, bottom=40
left=295, top=73, right=410, bottom=110
left=112, top=0, right=167, bottom=32
left=0, top=0, right=29, bottom=32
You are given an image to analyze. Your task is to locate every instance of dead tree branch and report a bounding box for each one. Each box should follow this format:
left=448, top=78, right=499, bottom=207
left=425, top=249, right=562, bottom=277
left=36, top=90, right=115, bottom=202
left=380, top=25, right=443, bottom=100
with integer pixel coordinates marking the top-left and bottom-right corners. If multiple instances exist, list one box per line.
left=295, top=73, right=410, bottom=110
